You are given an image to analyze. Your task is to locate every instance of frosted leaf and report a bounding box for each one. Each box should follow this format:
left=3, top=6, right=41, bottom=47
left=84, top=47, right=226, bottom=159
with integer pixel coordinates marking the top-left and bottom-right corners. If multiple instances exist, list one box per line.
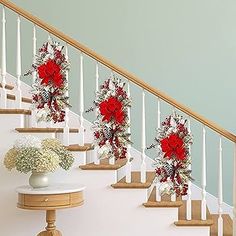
left=108, top=79, right=115, bottom=91
left=170, top=116, right=176, bottom=127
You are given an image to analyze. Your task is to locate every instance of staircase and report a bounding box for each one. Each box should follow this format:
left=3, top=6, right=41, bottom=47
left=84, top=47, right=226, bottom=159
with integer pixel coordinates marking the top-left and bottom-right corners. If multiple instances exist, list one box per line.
left=0, top=1, right=235, bottom=235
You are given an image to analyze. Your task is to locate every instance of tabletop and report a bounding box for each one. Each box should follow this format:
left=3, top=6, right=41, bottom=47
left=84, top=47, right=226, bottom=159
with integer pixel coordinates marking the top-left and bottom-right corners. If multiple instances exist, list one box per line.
left=16, top=183, right=86, bottom=195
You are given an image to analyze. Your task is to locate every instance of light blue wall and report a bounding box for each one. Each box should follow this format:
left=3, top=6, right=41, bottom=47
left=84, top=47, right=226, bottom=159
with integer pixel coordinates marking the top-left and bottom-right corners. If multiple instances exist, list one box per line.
left=4, top=0, right=236, bottom=205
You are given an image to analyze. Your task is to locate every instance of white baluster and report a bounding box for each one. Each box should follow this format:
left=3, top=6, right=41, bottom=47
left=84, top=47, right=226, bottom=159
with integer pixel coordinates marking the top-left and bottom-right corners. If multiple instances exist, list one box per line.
left=125, top=81, right=132, bottom=183
left=31, top=25, right=38, bottom=127
left=79, top=52, right=85, bottom=146
left=156, top=98, right=161, bottom=201
left=63, top=45, right=70, bottom=146
left=1, top=6, right=7, bottom=108
left=15, top=15, right=22, bottom=108
left=186, top=117, right=192, bottom=220
left=201, top=126, right=207, bottom=220
left=233, top=143, right=236, bottom=236
left=170, top=106, right=177, bottom=202
left=218, top=137, right=223, bottom=236
left=141, top=90, right=146, bottom=183
left=157, top=98, right=161, bottom=129
left=33, top=25, right=37, bottom=62
left=94, top=62, right=100, bottom=165
left=108, top=70, right=115, bottom=165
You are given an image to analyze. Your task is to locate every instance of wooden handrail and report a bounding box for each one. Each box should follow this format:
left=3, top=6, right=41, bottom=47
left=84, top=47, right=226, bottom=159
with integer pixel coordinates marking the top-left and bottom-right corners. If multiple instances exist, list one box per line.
left=1, top=0, right=236, bottom=142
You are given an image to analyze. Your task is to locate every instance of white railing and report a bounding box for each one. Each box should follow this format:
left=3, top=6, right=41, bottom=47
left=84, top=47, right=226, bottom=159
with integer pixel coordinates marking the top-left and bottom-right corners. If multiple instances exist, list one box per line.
left=155, top=98, right=161, bottom=201
left=201, top=126, right=207, bottom=220
left=79, top=52, right=85, bottom=146
left=186, top=118, right=192, bottom=220
left=15, top=15, right=22, bottom=108
left=63, top=44, right=70, bottom=146
left=125, top=80, right=132, bottom=183
left=141, top=89, right=146, bottom=183
left=233, top=144, right=236, bottom=236
left=31, top=25, right=37, bottom=127
left=94, top=62, right=100, bottom=165
left=218, top=137, right=223, bottom=236
left=108, top=71, right=115, bottom=165
left=1, top=6, right=7, bottom=108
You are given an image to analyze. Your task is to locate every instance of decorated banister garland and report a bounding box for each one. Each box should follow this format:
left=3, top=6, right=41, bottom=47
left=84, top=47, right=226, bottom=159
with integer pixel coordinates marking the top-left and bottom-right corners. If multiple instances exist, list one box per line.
left=25, top=39, right=70, bottom=123
left=89, top=75, right=132, bottom=160
left=150, top=112, right=193, bottom=196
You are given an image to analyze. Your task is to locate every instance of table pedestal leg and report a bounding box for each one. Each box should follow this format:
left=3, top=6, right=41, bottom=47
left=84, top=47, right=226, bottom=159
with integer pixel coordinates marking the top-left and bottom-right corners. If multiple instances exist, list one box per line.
left=37, top=210, right=62, bottom=236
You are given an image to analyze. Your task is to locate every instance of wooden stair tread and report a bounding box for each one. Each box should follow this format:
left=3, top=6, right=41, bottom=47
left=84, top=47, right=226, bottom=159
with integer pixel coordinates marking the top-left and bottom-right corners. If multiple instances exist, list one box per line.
left=210, top=214, right=232, bottom=236
left=111, top=171, right=155, bottom=189
left=80, top=159, right=127, bottom=170
left=15, top=127, right=79, bottom=133
left=143, top=187, right=183, bottom=207
left=65, top=143, right=94, bottom=151
left=7, top=94, right=32, bottom=104
left=0, top=83, right=14, bottom=90
left=175, top=200, right=213, bottom=226
left=0, top=109, right=31, bottom=115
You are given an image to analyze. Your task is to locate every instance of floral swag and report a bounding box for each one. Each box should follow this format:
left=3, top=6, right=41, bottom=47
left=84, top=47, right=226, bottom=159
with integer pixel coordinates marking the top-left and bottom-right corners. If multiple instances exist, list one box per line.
left=149, top=112, right=193, bottom=196
left=88, top=76, right=132, bottom=160
left=25, top=39, right=70, bottom=123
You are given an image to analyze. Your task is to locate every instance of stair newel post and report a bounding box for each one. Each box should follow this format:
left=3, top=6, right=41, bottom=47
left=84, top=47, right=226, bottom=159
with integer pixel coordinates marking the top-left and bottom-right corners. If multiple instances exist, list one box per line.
left=94, top=62, right=100, bottom=165
left=125, top=80, right=132, bottom=183
left=141, top=89, right=146, bottom=183
left=31, top=25, right=38, bottom=127
left=15, top=14, right=22, bottom=109
left=79, top=52, right=85, bottom=146
left=186, top=117, right=192, bottom=220
left=233, top=142, right=236, bottom=236
left=1, top=6, right=7, bottom=108
left=63, top=44, right=70, bottom=146
left=155, top=98, right=161, bottom=201
left=201, top=126, right=207, bottom=220
left=218, top=137, right=223, bottom=236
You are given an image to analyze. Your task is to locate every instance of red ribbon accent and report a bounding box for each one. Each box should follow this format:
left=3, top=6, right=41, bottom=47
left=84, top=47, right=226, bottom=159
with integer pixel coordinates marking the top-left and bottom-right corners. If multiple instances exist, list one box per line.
left=160, top=134, right=186, bottom=160
left=37, top=59, right=63, bottom=88
left=99, top=97, right=124, bottom=124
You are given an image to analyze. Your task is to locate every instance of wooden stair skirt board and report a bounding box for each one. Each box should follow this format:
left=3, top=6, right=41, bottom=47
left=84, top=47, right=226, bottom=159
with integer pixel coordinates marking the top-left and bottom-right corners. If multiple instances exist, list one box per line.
left=111, top=172, right=155, bottom=189
left=65, top=143, right=94, bottom=152
left=0, top=83, right=14, bottom=90
left=7, top=94, right=32, bottom=104
left=0, top=109, right=31, bottom=115
left=174, top=200, right=213, bottom=226
left=210, top=214, right=232, bottom=236
left=15, top=127, right=79, bottom=133
left=143, top=187, right=183, bottom=207
left=80, top=159, right=127, bottom=170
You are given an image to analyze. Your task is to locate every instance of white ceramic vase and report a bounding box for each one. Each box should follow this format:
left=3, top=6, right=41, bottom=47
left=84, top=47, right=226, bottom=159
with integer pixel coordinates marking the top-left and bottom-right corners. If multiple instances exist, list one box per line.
left=29, top=171, right=49, bottom=188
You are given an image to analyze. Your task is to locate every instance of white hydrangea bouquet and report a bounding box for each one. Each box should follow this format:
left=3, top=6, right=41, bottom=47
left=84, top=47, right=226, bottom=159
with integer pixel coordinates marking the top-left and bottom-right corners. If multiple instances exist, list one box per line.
left=4, top=136, right=74, bottom=188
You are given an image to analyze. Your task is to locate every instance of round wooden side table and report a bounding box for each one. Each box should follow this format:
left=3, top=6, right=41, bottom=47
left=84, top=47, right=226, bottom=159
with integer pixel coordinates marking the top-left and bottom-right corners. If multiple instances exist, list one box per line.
left=16, top=183, right=85, bottom=236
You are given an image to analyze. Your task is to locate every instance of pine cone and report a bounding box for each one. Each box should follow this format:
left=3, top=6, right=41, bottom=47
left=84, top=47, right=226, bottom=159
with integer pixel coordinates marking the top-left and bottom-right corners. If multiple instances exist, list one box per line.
left=163, top=162, right=174, bottom=177
left=41, top=90, right=50, bottom=102
left=104, top=126, right=112, bottom=139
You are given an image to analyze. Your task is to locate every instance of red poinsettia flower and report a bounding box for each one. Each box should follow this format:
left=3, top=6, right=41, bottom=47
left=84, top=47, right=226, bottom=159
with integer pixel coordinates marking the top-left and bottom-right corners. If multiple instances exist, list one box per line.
left=99, top=97, right=124, bottom=124
left=160, top=134, right=186, bottom=160
left=37, top=59, right=63, bottom=88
